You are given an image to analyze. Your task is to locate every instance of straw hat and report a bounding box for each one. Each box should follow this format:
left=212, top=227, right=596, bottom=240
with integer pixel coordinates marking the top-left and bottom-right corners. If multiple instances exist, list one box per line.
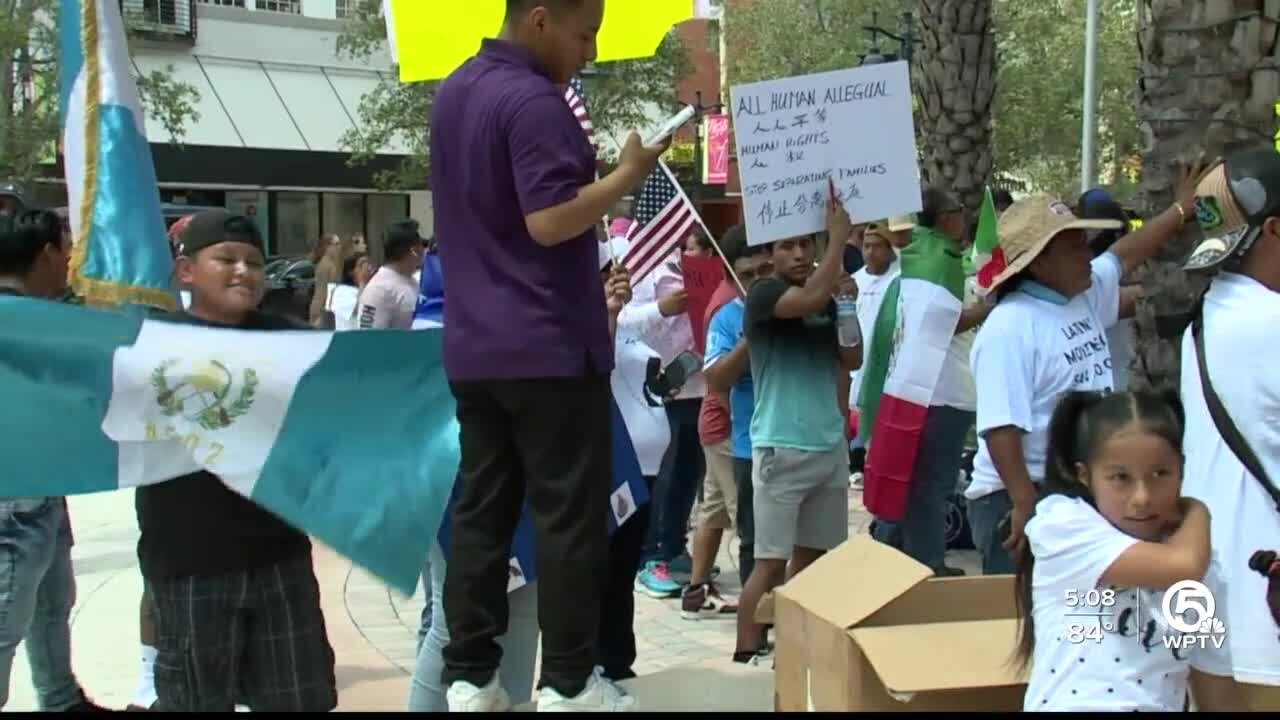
left=1184, top=148, right=1280, bottom=272
left=887, top=214, right=916, bottom=232
left=985, top=194, right=1124, bottom=293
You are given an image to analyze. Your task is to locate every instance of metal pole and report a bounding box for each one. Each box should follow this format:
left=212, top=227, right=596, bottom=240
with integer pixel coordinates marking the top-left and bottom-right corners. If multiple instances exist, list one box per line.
left=1080, top=0, right=1099, bottom=193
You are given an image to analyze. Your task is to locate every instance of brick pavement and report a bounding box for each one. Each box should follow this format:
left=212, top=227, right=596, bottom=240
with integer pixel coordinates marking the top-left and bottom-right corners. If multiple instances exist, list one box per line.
left=3, top=486, right=978, bottom=712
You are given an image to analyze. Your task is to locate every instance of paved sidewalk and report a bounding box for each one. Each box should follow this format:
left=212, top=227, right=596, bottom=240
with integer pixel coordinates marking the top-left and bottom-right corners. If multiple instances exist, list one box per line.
left=4, top=486, right=978, bottom=711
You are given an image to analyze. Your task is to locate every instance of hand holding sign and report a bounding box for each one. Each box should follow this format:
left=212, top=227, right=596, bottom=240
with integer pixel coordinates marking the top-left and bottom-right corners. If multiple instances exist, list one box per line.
left=827, top=178, right=853, bottom=245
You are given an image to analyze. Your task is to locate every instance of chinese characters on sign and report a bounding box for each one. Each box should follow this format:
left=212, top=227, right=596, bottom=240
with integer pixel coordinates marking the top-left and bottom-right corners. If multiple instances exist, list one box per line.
left=729, top=62, right=923, bottom=246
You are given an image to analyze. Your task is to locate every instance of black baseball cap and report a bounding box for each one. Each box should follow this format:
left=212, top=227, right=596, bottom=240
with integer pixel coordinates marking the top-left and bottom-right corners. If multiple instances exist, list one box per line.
left=176, top=209, right=264, bottom=258
left=1186, top=147, right=1280, bottom=272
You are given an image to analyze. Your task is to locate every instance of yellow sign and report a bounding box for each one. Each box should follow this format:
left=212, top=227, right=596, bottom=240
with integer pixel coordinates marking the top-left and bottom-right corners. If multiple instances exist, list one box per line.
left=1274, top=101, right=1280, bottom=153
left=388, top=0, right=694, bottom=83
left=665, top=141, right=696, bottom=165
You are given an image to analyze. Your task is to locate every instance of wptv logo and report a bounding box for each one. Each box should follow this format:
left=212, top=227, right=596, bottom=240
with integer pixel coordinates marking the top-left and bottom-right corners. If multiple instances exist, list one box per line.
left=1160, top=580, right=1227, bottom=651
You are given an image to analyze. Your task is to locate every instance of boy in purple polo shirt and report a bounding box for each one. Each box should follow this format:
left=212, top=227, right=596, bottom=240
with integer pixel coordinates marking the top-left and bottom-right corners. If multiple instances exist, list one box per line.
left=430, top=0, right=667, bottom=712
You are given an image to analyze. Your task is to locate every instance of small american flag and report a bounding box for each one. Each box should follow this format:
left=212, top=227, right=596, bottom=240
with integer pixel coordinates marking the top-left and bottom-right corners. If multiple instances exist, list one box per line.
left=621, top=161, right=697, bottom=284
left=564, top=76, right=597, bottom=151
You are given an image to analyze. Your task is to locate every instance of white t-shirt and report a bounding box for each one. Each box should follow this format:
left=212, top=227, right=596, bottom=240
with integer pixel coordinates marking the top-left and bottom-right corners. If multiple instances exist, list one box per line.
left=358, top=266, right=418, bottom=330
left=849, top=262, right=899, bottom=406
left=616, top=260, right=706, bottom=401
left=1023, top=495, right=1233, bottom=711
left=611, top=328, right=672, bottom=476
left=326, top=283, right=360, bottom=331
left=1179, top=272, right=1280, bottom=686
left=933, top=274, right=980, bottom=412
left=966, top=253, right=1122, bottom=501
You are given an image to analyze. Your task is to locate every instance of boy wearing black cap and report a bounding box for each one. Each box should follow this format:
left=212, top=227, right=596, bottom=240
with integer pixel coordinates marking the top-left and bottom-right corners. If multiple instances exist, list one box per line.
left=137, top=210, right=337, bottom=712
left=1181, top=148, right=1280, bottom=709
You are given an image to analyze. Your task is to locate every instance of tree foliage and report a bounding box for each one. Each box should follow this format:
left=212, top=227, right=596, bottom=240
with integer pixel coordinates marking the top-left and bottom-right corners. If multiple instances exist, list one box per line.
left=726, top=0, right=900, bottom=86
left=993, top=0, right=1139, bottom=199
left=336, top=4, right=692, bottom=191
left=0, top=0, right=201, bottom=186
left=726, top=0, right=1141, bottom=199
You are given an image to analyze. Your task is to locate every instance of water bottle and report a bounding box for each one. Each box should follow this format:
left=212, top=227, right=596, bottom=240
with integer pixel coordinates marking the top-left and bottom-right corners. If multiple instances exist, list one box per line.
left=836, top=294, right=861, bottom=348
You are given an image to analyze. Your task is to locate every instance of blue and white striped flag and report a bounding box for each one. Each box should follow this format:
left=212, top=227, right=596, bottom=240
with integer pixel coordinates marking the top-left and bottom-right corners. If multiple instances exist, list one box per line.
left=60, top=0, right=177, bottom=309
left=0, top=297, right=459, bottom=595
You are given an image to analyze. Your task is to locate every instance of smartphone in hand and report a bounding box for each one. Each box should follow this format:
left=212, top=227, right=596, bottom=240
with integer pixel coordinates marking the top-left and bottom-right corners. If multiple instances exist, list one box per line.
left=645, top=105, right=697, bottom=148
left=662, top=350, right=702, bottom=391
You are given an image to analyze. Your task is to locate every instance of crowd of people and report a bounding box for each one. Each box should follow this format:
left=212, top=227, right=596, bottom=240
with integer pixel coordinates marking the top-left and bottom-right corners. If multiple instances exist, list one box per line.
left=1, top=0, right=1278, bottom=713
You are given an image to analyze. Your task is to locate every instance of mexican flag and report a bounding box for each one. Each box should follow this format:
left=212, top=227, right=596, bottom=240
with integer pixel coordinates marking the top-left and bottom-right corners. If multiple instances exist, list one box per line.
left=0, top=297, right=460, bottom=595
left=971, top=188, right=1004, bottom=296
left=856, top=227, right=966, bottom=522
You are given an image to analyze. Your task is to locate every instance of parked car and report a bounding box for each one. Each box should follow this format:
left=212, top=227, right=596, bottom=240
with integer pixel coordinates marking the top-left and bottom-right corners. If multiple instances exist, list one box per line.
left=261, top=256, right=315, bottom=323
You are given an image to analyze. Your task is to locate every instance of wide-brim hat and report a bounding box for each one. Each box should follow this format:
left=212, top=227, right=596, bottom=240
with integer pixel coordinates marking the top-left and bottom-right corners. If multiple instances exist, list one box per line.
left=986, top=193, right=1123, bottom=293
left=1184, top=149, right=1280, bottom=272
left=887, top=214, right=916, bottom=232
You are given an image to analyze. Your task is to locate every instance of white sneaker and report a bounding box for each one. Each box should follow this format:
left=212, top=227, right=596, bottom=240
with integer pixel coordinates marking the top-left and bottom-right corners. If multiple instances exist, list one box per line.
left=447, top=674, right=512, bottom=712
left=536, top=667, right=637, bottom=712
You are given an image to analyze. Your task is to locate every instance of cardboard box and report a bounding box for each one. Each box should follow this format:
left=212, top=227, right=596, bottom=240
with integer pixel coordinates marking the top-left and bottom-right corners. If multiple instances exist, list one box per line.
left=773, top=535, right=1028, bottom=711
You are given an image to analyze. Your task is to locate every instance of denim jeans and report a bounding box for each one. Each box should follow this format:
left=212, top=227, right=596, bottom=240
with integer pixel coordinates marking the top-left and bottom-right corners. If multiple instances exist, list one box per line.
left=416, top=552, right=433, bottom=653
left=966, top=489, right=1017, bottom=575
left=892, top=406, right=975, bottom=572
left=643, top=398, right=705, bottom=563
left=0, top=498, right=83, bottom=711
left=407, top=542, right=539, bottom=711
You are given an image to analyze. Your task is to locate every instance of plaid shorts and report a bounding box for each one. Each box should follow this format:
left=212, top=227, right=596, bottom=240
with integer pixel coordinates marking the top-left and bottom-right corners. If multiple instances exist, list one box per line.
left=148, top=553, right=337, bottom=712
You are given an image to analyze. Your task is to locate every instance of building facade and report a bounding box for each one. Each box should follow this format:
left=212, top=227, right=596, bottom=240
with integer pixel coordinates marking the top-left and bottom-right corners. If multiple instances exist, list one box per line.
left=89, top=0, right=430, bottom=260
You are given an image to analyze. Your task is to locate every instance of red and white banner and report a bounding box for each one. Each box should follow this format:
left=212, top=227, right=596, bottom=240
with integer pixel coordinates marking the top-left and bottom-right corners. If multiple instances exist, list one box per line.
left=702, top=114, right=729, bottom=186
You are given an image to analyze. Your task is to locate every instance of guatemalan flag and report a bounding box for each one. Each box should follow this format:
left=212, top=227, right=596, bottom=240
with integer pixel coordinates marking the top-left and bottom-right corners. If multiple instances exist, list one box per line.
left=60, top=0, right=177, bottom=309
left=0, top=298, right=461, bottom=595
left=857, top=228, right=966, bottom=522
left=414, top=251, right=650, bottom=591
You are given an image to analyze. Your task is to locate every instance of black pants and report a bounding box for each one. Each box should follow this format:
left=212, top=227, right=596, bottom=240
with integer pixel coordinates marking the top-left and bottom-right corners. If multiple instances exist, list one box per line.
left=442, top=377, right=611, bottom=699
left=732, top=457, right=755, bottom=587
left=643, top=398, right=705, bottom=562
left=596, top=475, right=654, bottom=682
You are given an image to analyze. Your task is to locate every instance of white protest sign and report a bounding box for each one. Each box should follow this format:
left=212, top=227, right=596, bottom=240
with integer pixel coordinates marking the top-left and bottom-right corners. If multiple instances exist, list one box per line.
left=730, top=62, right=922, bottom=246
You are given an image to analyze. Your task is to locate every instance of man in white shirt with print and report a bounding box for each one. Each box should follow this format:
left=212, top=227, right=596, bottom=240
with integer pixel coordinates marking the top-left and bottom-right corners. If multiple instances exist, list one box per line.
left=358, top=220, right=424, bottom=330
left=967, top=162, right=1207, bottom=576
left=1178, top=147, right=1280, bottom=710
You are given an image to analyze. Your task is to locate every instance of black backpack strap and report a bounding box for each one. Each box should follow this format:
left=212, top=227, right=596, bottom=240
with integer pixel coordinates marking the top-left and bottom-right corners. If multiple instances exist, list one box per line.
left=1191, top=300, right=1280, bottom=513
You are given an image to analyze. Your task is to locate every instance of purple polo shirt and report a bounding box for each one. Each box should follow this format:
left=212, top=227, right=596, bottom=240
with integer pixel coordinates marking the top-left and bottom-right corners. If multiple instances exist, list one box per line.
left=430, top=39, right=611, bottom=381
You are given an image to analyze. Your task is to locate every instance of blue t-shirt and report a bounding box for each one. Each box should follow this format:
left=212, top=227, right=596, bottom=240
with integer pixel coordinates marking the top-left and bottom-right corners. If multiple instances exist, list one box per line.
left=706, top=299, right=755, bottom=460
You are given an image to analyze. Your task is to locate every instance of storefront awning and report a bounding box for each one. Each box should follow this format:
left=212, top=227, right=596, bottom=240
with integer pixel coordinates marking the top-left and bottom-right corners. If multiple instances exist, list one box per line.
left=131, top=53, right=410, bottom=156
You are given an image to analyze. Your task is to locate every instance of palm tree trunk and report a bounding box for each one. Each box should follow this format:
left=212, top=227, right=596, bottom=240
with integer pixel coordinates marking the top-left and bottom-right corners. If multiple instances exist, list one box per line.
left=913, top=0, right=997, bottom=212
left=1131, top=0, right=1278, bottom=390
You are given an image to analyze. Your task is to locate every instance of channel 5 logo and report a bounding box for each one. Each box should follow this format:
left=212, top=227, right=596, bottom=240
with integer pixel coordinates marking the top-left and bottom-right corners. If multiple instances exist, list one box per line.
left=1161, top=580, right=1227, bottom=650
